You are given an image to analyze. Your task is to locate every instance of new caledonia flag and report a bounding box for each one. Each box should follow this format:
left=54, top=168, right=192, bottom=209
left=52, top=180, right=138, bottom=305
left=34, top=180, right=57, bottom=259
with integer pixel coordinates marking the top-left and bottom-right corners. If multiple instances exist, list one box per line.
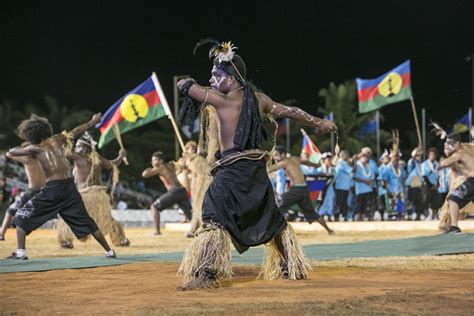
left=96, top=73, right=172, bottom=148
left=356, top=60, right=412, bottom=113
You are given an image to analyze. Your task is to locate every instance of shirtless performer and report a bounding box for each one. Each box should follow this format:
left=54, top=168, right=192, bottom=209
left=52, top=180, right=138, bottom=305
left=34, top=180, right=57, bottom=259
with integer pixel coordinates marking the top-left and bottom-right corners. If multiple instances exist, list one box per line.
left=6, top=114, right=115, bottom=259
left=0, top=153, right=45, bottom=240
left=142, top=151, right=192, bottom=235
left=269, top=146, right=334, bottom=234
left=57, top=132, right=130, bottom=248
left=176, top=39, right=336, bottom=289
left=439, top=133, right=474, bottom=233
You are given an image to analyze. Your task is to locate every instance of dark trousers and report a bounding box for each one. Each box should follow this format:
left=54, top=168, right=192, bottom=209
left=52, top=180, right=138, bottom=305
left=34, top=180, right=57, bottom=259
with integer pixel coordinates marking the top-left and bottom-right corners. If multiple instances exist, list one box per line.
left=408, top=187, right=424, bottom=218
left=335, top=189, right=349, bottom=219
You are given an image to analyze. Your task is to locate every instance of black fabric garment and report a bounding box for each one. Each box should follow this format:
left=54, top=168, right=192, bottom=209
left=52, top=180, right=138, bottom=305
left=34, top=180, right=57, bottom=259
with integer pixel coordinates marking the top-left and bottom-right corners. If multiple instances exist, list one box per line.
left=7, top=188, right=41, bottom=216
left=448, top=177, right=474, bottom=209
left=278, top=185, right=320, bottom=223
left=13, top=178, right=98, bottom=238
left=202, top=148, right=287, bottom=254
left=153, top=187, right=192, bottom=220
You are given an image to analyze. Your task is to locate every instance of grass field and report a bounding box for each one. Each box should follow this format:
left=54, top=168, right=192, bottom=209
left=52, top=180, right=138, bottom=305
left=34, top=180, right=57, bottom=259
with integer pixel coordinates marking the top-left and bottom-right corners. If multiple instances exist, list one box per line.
left=1, top=227, right=473, bottom=315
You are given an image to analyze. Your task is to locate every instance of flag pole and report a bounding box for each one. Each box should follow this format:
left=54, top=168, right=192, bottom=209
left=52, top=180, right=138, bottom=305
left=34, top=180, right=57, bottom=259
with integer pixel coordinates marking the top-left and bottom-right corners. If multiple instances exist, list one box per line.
left=330, top=112, right=335, bottom=152
left=376, top=110, right=380, bottom=159
left=152, top=72, right=186, bottom=153
left=422, top=108, right=426, bottom=160
left=410, top=97, right=422, bottom=148
left=469, top=107, right=472, bottom=143
left=112, top=124, right=129, bottom=165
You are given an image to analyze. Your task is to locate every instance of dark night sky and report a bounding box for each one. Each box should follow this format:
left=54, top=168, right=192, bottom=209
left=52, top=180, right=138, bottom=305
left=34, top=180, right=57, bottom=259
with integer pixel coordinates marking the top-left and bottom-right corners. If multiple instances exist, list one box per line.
left=0, top=1, right=472, bottom=134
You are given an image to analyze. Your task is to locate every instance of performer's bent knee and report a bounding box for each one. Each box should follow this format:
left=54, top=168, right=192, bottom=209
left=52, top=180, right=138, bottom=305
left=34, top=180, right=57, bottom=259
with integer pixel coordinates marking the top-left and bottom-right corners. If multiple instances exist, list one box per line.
left=447, top=195, right=467, bottom=209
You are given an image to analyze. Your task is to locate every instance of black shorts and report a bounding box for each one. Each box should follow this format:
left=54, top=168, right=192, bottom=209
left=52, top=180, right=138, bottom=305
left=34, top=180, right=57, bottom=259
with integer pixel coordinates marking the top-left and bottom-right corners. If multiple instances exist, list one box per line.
left=448, top=177, right=474, bottom=209
left=12, top=179, right=98, bottom=238
left=152, top=187, right=192, bottom=220
left=7, top=188, right=41, bottom=216
left=277, top=185, right=320, bottom=223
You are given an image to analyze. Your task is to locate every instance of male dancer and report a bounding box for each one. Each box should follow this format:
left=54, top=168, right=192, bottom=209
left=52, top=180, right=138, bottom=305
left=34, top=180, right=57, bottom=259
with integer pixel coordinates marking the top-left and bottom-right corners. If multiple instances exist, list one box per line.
left=270, top=146, right=334, bottom=233
left=57, top=132, right=130, bottom=248
left=0, top=153, right=45, bottom=240
left=439, top=133, right=474, bottom=233
left=142, top=151, right=192, bottom=235
left=6, top=114, right=115, bottom=259
left=176, top=39, right=336, bottom=289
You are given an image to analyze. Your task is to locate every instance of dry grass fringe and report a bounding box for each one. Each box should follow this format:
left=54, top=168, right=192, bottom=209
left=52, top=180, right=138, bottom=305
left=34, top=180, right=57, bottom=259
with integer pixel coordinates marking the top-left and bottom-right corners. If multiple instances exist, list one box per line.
left=259, top=224, right=312, bottom=280
left=178, top=224, right=233, bottom=286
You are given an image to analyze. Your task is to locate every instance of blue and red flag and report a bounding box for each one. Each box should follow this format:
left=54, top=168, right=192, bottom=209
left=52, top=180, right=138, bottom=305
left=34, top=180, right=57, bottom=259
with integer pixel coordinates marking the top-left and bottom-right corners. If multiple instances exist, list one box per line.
left=301, top=129, right=321, bottom=164
left=96, top=73, right=171, bottom=148
left=356, top=60, right=413, bottom=113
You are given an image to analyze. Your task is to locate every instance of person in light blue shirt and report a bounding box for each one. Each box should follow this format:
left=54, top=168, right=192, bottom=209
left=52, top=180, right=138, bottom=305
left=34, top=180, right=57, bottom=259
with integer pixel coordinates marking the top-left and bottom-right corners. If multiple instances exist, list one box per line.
left=406, top=148, right=424, bottom=220
left=300, top=152, right=318, bottom=176
left=421, top=148, right=439, bottom=218
left=334, top=150, right=352, bottom=220
left=315, top=153, right=334, bottom=176
left=353, top=152, right=375, bottom=221
left=377, top=152, right=390, bottom=220
left=381, top=152, right=405, bottom=219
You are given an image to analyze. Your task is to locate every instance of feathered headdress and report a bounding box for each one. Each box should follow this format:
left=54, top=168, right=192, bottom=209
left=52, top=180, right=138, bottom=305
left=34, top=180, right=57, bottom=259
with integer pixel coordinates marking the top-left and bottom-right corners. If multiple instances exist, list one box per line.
left=390, top=129, right=401, bottom=157
left=193, top=38, right=238, bottom=62
left=193, top=38, right=244, bottom=82
left=430, top=120, right=447, bottom=140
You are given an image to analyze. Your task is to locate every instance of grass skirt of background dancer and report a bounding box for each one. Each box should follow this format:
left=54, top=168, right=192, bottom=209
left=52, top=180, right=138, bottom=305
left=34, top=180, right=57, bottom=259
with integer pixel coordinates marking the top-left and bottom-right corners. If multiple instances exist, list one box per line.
left=259, top=224, right=312, bottom=280
left=57, top=185, right=128, bottom=246
left=178, top=222, right=233, bottom=289
left=187, top=154, right=213, bottom=236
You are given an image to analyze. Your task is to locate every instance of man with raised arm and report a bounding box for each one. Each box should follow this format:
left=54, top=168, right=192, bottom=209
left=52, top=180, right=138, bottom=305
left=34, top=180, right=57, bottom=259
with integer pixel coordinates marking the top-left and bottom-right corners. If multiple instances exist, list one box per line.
left=6, top=114, right=116, bottom=259
left=176, top=39, right=336, bottom=290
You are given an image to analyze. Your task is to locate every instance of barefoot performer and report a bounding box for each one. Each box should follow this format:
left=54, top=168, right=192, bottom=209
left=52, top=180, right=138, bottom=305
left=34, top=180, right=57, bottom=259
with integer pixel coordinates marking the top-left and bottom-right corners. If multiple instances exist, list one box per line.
left=6, top=114, right=116, bottom=259
left=57, top=132, right=130, bottom=248
left=142, top=151, right=192, bottom=235
left=438, top=133, right=474, bottom=233
left=176, top=39, right=336, bottom=289
left=269, top=146, right=335, bottom=234
left=0, top=153, right=45, bottom=240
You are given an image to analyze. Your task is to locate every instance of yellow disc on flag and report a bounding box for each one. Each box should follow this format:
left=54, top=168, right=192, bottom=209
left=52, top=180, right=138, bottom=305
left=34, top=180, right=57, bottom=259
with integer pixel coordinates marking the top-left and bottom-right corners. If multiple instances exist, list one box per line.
left=377, top=72, right=402, bottom=97
left=120, top=94, right=148, bottom=123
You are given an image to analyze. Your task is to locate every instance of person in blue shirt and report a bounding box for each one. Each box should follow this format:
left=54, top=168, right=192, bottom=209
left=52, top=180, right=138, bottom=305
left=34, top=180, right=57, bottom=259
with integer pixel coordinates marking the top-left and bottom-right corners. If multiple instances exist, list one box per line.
left=315, top=153, right=334, bottom=176
left=362, top=147, right=379, bottom=212
left=421, top=148, right=439, bottom=219
left=334, top=150, right=352, bottom=221
left=353, top=151, right=375, bottom=221
left=381, top=151, right=405, bottom=220
left=300, top=152, right=318, bottom=176
left=377, top=151, right=390, bottom=220
left=406, top=147, right=424, bottom=220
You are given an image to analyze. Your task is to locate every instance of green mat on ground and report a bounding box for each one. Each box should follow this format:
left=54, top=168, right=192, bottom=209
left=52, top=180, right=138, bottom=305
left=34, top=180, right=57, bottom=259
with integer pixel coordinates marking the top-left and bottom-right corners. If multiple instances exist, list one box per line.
left=1, top=233, right=473, bottom=274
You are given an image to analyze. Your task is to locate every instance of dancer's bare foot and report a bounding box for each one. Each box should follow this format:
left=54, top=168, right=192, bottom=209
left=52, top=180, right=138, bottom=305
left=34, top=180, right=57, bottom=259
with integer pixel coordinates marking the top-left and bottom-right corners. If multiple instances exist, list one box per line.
left=119, top=238, right=130, bottom=246
left=60, top=241, right=74, bottom=249
left=153, top=232, right=161, bottom=236
left=328, top=230, right=336, bottom=236
left=177, top=278, right=211, bottom=291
